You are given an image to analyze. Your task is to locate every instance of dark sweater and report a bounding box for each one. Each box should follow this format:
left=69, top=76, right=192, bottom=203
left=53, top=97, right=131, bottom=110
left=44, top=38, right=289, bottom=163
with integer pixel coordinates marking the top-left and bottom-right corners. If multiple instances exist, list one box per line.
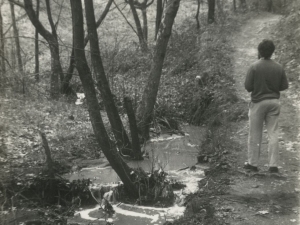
left=244, top=59, right=289, bottom=103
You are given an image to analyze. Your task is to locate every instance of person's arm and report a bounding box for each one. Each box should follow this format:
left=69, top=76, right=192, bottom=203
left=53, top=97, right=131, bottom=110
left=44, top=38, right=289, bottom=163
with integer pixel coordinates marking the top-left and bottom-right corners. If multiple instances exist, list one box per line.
left=279, top=69, right=289, bottom=91
left=244, top=66, right=254, bottom=92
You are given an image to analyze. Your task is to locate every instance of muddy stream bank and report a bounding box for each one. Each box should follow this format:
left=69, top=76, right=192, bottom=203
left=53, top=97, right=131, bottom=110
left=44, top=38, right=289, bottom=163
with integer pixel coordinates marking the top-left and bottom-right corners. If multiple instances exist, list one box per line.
left=66, top=125, right=207, bottom=224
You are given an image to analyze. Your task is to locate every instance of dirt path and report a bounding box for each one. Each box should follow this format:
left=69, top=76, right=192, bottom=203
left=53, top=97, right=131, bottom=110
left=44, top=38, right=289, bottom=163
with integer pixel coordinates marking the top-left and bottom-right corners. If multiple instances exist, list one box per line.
left=221, top=12, right=300, bottom=225
left=233, top=13, right=281, bottom=101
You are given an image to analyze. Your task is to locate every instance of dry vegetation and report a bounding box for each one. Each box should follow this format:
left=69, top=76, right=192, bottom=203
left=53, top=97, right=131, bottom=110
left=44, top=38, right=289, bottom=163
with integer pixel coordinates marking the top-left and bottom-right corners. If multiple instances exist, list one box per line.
left=0, top=0, right=298, bottom=224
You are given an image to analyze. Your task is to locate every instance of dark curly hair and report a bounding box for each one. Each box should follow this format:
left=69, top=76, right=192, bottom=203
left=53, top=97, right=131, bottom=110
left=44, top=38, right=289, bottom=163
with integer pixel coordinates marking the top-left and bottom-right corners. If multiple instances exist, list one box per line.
left=258, top=39, right=275, bottom=59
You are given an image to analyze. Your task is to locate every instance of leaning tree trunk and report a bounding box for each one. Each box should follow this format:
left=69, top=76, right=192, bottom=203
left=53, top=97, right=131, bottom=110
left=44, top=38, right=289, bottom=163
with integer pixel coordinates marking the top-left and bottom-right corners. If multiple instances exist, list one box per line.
left=49, top=42, right=61, bottom=99
left=155, top=0, right=163, bottom=40
left=62, top=46, right=75, bottom=95
left=62, top=0, right=113, bottom=95
left=10, top=30, right=16, bottom=70
left=35, top=0, right=39, bottom=82
left=24, top=0, right=63, bottom=99
left=84, top=0, right=134, bottom=157
left=137, top=0, right=180, bottom=142
left=127, top=0, right=148, bottom=52
left=70, top=0, right=138, bottom=197
left=124, top=96, right=142, bottom=159
left=0, top=3, right=5, bottom=75
left=141, top=8, right=148, bottom=41
left=195, top=0, right=201, bottom=29
left=207, top=0, right=215, bottom=24
left=45, top=0, right=64, bottom=86
left=10, top=2, right=23, bottom=74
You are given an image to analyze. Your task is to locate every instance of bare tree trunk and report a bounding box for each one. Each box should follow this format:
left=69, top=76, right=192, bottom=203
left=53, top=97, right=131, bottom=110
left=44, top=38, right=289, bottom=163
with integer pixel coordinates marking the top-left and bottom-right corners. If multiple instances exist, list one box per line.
left=62, top=46, right=75, bottom=95
left=24, top=0, right=63, bottom=99
left=137, top=0, right=180, bottom=142
left=207, top=0, right=215, bottom=24
left=141, top=8, right=148, bottom=41
left=71, top=0, right=138, bottom=197
left=0, top=3, right=5, bottom=76
left=239, top=0, right=247, bottom=9
left=195, top=0, right=201, bottom=29
left=124, top=96, right=143, bottom=159
left=216, top=0, right=225, bottom=21
left=233, top=0, right=236, bottom=11
left=10, top=2, right=23, bottom=74
left=45, top=0, right=64, bottom=85
left=62, top=0, right=113, bottom=95
left=34, top=0, right=39, bottom=82
left=39, top=131, right=54, bottom=177
left=127, top=0, right=148, bottom=52
left=49, top=45, right=61, bottom=99
left=267, top=0, right=273, bottom=12
left=10, top=30, right=16, bottom=70
left=155, top=0, right=163, bottom=40
left=84, top=0, right=134, bottom=157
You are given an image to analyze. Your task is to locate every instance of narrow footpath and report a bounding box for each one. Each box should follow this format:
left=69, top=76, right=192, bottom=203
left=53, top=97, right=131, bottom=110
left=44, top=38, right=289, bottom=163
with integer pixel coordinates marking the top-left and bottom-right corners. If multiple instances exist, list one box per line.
left=218, top=12, right=300, bottom=225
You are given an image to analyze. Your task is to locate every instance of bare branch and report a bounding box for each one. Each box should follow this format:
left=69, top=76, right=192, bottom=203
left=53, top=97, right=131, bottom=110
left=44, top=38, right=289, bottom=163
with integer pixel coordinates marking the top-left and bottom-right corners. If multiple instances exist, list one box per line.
left=24, top=0, right=53, bottom=43
left=96, top=0, right=113, bottom=28
left=0, top=53, right=12, bottom=68
left=3, top=13, right=27, bottom=36
left=110, top=1, right=126, bottom=11
left=8, top=0, right=24, bottom=8
left=113, top=0, right=138, bottom=36
left=146, top=0, right=155, bottom=8
left=45, top=0, right=57, bottom=36
left=2, top=35, right=49, bottom=46
left=54, top=0, right=64, bottom=29
left=125, top=0, right=154, bottom=10
left=83, top=0, right=114, bottom=44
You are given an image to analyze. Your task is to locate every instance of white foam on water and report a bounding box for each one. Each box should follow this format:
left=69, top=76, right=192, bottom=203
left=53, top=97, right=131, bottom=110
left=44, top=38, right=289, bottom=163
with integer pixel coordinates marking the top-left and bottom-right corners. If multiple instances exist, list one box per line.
left=115, top=203, right=185, bottom=222
left=150, top=135, right=187, bottom=143
left=80, top=166, right=111, bottom=171
left=165, top=204, right=186, bottom=218
left=74, top=154, right=204, bottom=223
left=187, top=143, right=197, bottom=147
left=113, top=205, right=160, bottom=223
left=181, top=175, right=203, bottom=194
left=74, top=205, right=104, bottom=221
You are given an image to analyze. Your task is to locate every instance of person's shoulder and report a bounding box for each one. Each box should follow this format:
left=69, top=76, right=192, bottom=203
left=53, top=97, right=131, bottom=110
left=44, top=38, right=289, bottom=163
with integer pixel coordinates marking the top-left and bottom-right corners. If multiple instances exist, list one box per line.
left=250, top=59, right=262, bottom=68
left=270, top=59, right=284, bottom=69
left=269, top=59, right=282, bottom=66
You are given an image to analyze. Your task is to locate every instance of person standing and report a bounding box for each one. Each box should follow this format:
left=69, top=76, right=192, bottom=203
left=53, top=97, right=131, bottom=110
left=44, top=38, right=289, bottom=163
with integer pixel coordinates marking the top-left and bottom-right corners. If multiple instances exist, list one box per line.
left=244, top=39, right=289, bottom=173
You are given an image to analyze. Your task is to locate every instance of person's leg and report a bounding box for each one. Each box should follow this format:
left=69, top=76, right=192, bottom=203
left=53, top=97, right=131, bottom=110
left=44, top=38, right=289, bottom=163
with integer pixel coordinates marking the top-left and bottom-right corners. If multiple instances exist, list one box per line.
left=265, top=99, right=280, bottom=168
left=248, top=101, right=265, bottom=167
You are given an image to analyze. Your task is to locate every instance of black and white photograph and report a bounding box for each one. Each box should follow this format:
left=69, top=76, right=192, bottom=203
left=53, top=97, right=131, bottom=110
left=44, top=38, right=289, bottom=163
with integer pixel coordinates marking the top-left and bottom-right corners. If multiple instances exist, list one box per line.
left=0, top=0, right=299, bottom=224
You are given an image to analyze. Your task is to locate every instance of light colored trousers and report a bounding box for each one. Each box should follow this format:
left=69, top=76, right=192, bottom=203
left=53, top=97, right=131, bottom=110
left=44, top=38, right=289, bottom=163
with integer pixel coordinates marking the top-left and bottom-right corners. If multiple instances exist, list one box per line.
left=248, top=99, right=280, bottom=167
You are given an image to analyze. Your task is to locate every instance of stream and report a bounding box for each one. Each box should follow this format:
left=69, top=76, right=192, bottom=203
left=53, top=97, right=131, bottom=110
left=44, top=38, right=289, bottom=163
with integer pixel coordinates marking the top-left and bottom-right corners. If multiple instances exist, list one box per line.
left=67, top=125, right=207, bottom=225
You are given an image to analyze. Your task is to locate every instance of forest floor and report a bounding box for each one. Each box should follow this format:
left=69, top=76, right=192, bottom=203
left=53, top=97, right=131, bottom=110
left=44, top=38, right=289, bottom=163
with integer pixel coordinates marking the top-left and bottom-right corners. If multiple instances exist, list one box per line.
left=176, top=10, right=300, bottom=225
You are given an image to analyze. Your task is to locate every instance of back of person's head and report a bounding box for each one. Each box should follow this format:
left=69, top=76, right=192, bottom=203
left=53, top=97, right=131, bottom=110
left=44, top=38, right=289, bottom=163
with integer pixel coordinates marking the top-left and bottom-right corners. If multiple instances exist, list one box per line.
left=258, top=39, right=275, bottom=59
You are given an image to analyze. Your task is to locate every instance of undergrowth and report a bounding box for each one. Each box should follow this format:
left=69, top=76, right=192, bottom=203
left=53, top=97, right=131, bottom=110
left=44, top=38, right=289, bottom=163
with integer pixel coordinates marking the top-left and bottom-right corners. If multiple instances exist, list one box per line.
left=0, top=2, right=250, bottom=224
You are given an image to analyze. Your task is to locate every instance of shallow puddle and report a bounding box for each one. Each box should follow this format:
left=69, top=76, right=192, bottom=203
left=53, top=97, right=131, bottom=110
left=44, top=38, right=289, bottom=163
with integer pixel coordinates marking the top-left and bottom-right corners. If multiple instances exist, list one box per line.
left=70, top=169, right=204, bottom=224
left=67, top=126, right=207, bottom=224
